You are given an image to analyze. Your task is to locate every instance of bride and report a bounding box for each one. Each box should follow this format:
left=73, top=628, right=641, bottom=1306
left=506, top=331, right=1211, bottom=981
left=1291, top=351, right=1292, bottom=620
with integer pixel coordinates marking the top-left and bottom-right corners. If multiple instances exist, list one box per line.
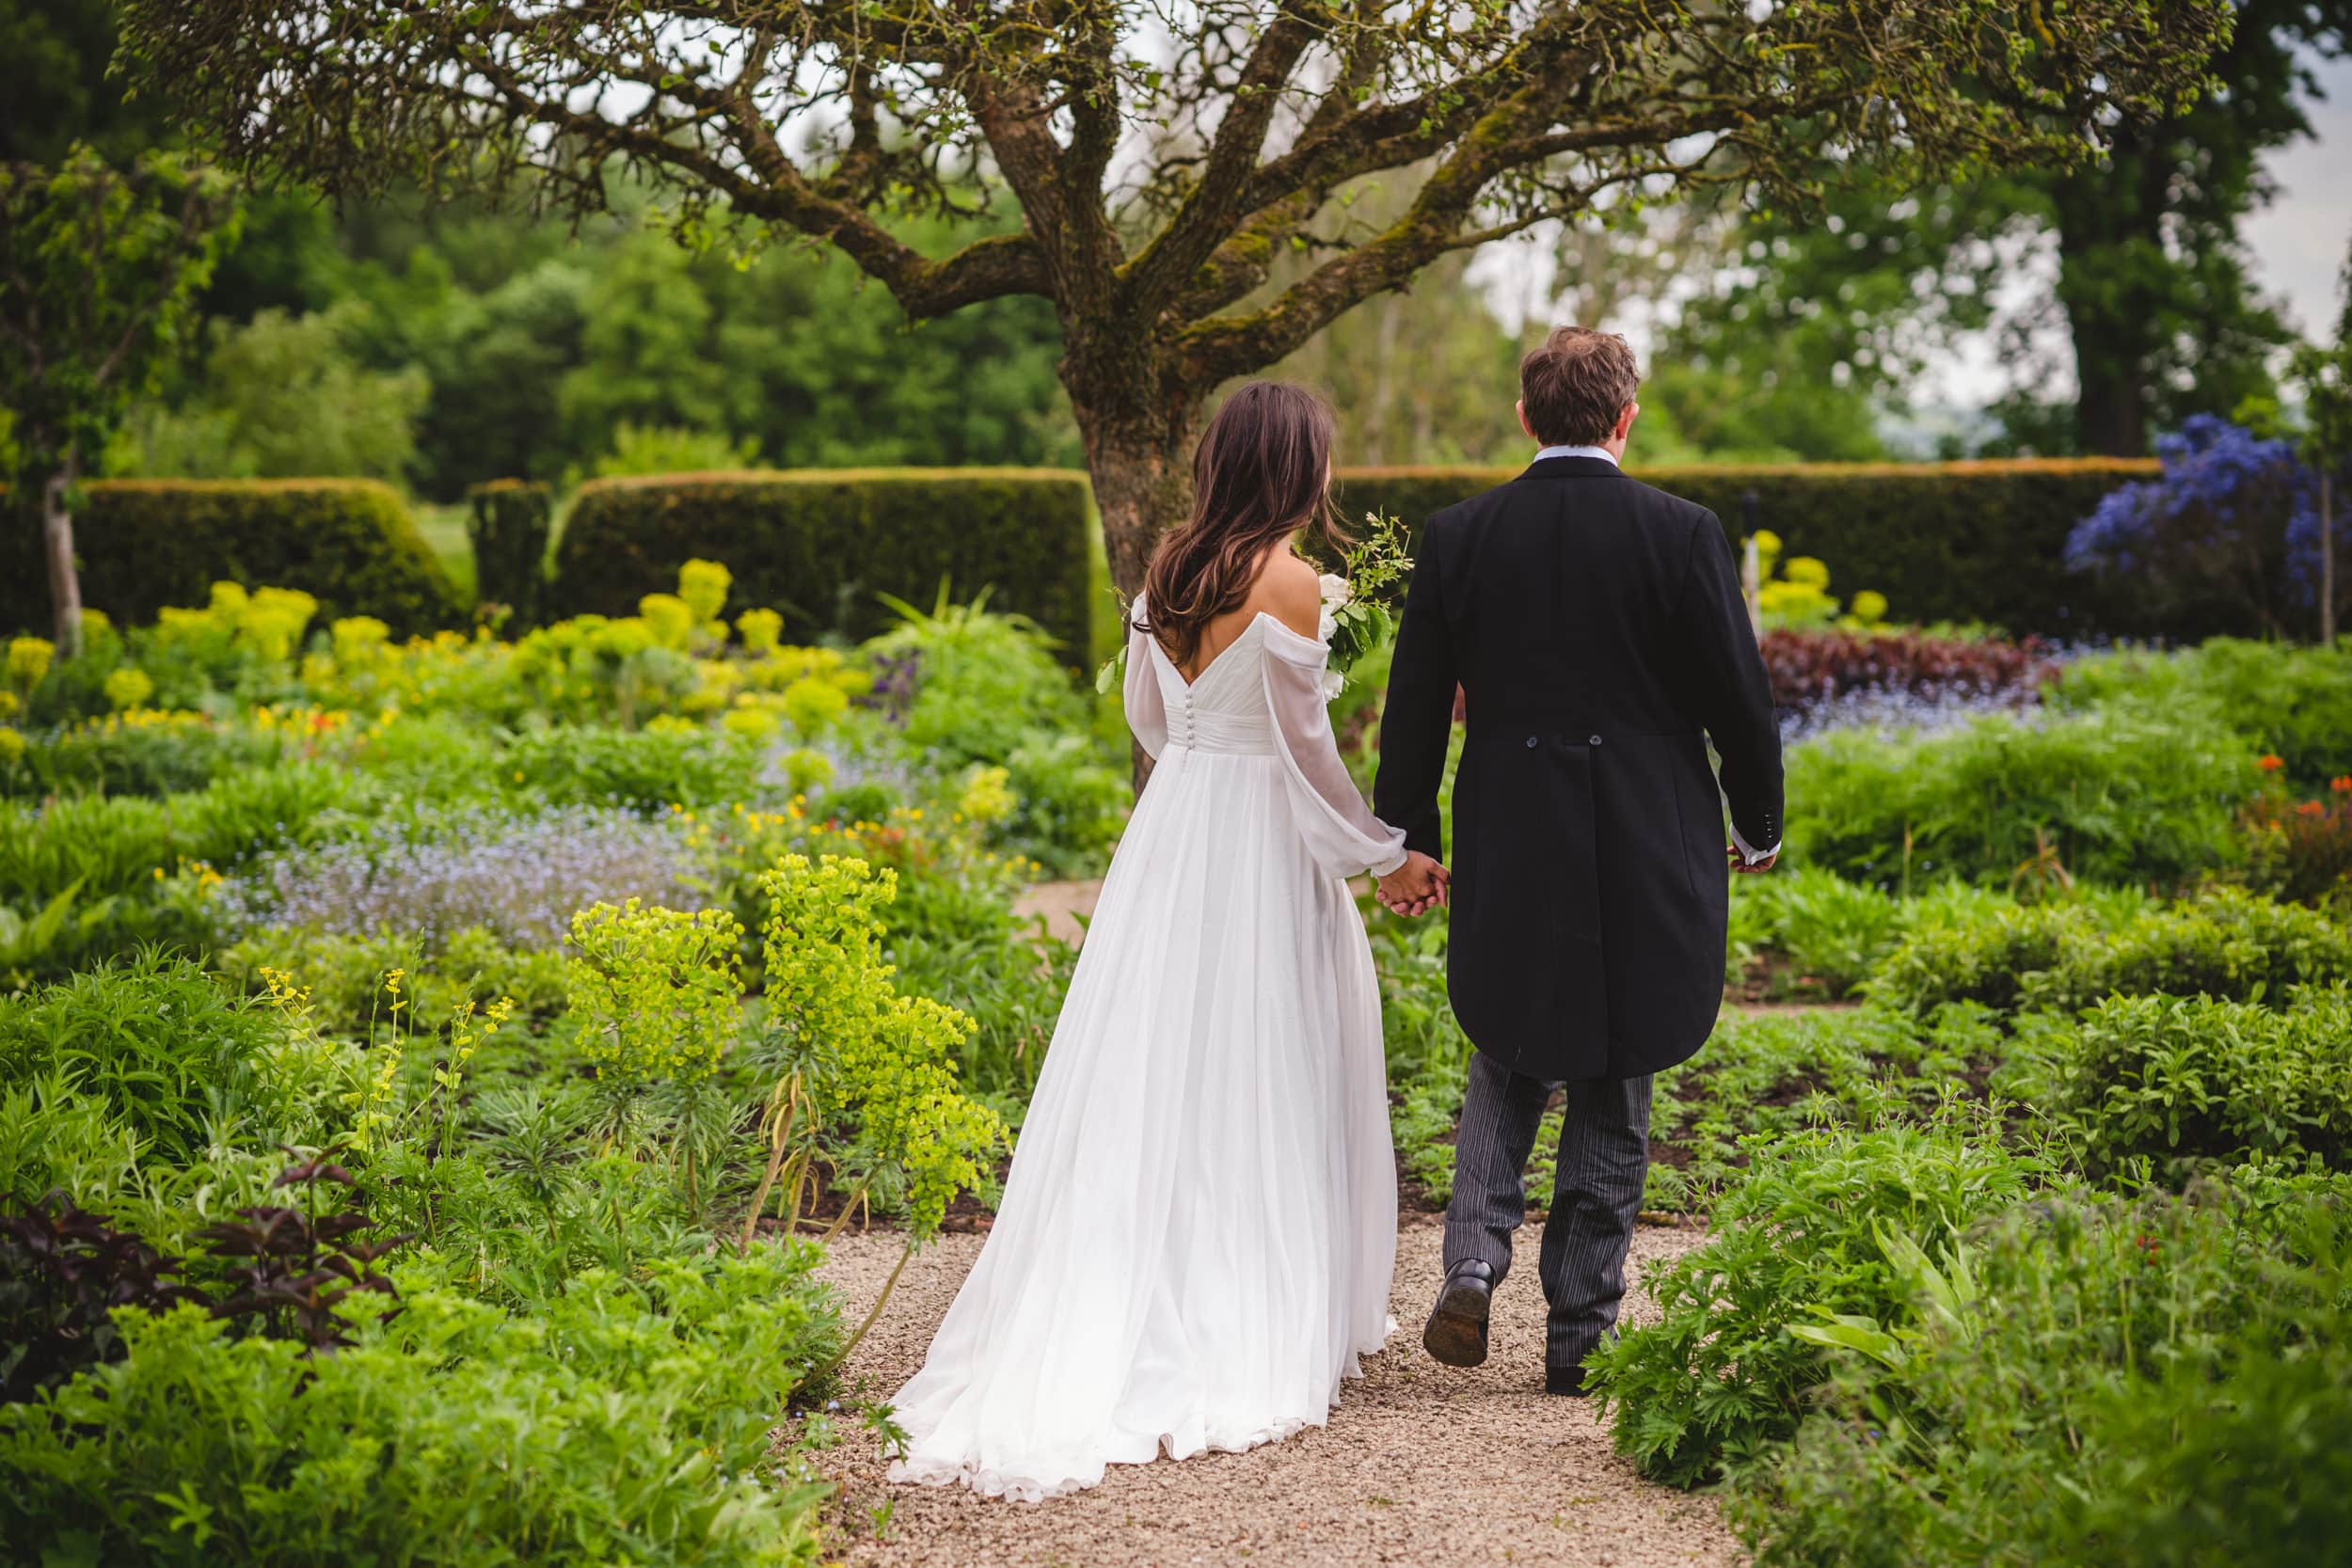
left=885, top=382, right=1447, bottom=1501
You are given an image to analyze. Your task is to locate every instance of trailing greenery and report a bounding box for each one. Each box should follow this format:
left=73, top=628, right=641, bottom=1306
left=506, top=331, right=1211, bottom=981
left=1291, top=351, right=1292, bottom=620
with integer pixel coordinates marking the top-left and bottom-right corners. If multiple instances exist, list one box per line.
left=1336, top=459, right=2164, bottom=637
left=0, top=479, right=464, bottom=639
left=551, top=468, right=1100, bottom=663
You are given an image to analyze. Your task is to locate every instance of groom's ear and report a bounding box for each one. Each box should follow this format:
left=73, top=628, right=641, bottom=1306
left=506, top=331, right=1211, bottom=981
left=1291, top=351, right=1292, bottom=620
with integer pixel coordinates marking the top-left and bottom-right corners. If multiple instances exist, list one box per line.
left=1517, top=399, right=1538, bottom=442
left=1615, top=400, right=1640, bottom=442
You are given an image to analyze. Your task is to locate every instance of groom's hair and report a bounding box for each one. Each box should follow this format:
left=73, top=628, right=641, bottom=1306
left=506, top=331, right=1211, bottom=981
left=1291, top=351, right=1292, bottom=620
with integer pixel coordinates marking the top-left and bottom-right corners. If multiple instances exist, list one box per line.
left=1519, top=326, right=1640, bottom=446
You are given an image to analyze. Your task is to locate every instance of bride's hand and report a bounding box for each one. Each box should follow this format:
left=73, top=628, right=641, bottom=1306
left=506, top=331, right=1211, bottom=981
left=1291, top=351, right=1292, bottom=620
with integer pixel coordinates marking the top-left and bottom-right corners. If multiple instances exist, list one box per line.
left=1376, top=851, right=1449, bottom=916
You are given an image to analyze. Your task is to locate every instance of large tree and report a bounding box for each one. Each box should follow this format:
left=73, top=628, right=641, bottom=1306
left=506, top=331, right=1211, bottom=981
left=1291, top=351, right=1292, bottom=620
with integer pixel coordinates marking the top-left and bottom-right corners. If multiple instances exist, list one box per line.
left=117, top=1, right=2228, bottom=594
left=0, top=147, right=240, bottom=652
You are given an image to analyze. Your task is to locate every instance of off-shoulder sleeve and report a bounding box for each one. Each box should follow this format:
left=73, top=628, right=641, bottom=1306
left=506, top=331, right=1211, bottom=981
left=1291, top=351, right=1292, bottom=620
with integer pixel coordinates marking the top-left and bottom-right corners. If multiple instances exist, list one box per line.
left=1122, top=594, right=1168, bottom=761
left=1261, top=619, right=1409, bottom=880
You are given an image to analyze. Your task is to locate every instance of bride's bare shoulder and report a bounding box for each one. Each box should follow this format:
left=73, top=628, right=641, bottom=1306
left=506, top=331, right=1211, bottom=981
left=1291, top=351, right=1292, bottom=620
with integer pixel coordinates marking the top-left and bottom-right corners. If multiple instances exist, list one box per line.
left=1252, top=550, right=1322, bottom=641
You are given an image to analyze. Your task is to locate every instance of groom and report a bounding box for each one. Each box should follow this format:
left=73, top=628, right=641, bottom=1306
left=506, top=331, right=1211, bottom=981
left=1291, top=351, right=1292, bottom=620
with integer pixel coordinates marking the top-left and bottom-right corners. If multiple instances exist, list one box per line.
left=1370, top=325, right=1783, bottom=1395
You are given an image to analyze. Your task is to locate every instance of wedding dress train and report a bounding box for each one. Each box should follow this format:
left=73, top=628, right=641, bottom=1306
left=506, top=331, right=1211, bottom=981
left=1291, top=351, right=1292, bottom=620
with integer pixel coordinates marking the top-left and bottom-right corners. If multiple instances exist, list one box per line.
left=885, top=600, right=1408, bottom=1500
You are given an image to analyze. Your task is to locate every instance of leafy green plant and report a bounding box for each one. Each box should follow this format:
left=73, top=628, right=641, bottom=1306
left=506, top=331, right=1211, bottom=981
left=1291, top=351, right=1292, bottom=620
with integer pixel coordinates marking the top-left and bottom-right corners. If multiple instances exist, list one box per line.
left=1998, top=987, right=2352, bottom=1181
left=0, top=1255, right=834, bottom=1566
left=1787, top=706, right=2255, bottom=890
left=1588, top=1107, right=2053, bottom=1488
left=1740, top=1178, right=2352, bottom=1568
left=1871, top=888, right=2352, bottom=1017
left=2055, top=637, right=2352, bottom=791
left=565, top=901, right=743, bottom=1091
left=0, top=953, right=341, bottom=1167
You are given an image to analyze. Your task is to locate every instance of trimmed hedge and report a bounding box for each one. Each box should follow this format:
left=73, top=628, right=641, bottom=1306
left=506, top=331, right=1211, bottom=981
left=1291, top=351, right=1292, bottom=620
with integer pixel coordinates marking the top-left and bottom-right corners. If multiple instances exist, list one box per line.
left=2, top=480, right=464, bottom=639
left=1334, top=458, right=2165, bottom=637
left=551, top=467, right=1100, bottom=659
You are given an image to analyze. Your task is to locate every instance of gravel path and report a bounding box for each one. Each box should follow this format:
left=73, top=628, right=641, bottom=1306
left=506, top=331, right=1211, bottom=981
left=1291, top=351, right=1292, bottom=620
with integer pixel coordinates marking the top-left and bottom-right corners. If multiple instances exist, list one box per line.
left=815, top=1216, right=1743, bottom=1567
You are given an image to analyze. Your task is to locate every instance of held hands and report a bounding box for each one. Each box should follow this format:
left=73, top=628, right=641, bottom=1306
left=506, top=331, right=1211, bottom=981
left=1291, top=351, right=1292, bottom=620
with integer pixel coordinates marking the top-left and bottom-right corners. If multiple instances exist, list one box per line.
left=1376, top=850, right=1451, bottom=916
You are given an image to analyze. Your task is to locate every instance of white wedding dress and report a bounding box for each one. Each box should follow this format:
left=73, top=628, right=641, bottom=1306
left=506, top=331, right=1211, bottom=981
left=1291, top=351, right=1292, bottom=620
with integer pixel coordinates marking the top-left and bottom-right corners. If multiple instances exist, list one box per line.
left=885, top=598, right=1408, bottom=1501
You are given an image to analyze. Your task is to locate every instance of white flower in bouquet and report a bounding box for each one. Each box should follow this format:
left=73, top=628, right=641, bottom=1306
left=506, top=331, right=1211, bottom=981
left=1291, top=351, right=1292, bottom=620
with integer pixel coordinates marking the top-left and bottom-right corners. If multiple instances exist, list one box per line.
left=1316, top=572, right=1351, bottom=642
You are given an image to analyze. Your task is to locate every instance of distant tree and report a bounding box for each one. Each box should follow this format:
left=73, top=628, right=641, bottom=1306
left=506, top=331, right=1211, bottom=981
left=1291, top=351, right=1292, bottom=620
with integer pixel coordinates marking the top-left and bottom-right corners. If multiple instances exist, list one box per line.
left=118, top=0, right=2228, bottom=600
left=0, top=146, right=240, bottom=651
left=2043, top=0, right=2349, bottom=455
left=0, top=0, right=177, bottom=165
left=1669, top=1, right=2352, bottom=457
left=2281, top=250, right=2352, bottom=642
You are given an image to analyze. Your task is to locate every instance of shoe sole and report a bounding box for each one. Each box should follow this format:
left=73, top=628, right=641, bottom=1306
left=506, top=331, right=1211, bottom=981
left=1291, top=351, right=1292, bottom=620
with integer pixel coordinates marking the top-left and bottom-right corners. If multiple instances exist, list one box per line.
left=1422, top=1282, right=1490, bottom=1369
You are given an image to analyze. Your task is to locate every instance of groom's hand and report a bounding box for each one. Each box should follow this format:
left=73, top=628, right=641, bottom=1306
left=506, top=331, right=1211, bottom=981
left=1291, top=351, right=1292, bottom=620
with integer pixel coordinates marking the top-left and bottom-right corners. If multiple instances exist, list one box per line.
left=1377, top=851, right=1450, bottom=916
left=1727, top=845, right=1777, bottom=874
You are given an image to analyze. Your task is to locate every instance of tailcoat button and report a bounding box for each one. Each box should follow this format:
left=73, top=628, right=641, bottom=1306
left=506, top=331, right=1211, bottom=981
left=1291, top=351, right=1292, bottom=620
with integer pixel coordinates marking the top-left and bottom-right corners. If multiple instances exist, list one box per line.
left=1525, top=736, right=1538, bottom=749
left=1589, top=734, right=1604, bottom=746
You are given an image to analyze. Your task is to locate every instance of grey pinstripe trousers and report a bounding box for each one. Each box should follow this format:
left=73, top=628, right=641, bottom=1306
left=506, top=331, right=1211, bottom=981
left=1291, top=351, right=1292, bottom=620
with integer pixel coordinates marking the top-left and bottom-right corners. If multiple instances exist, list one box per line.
left=1442, top=1051, right=1653, bottom=1369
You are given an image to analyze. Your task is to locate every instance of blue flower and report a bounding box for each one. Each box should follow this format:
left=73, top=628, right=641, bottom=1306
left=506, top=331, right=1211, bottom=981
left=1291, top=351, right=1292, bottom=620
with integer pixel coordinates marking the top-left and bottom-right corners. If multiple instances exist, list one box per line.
left=2068, top=416, right=2348, bottom=615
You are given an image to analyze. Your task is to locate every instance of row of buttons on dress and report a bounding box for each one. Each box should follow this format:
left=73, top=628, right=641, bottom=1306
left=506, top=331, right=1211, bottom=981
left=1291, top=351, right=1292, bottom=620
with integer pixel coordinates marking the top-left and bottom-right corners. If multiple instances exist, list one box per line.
left=1525, top=735, right=1606, bottom=748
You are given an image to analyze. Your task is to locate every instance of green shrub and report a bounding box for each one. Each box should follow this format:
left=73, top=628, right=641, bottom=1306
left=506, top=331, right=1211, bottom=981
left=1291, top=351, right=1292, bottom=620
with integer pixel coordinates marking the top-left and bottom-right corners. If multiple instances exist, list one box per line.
left=0, top=1252, right=834, bottom=1566
left=1337, top=458, right=2164, bottom=637
left=1589, top=1108, right=2053, bottom=1487
left=551, top=467, right=1098, bottom=661
left=466, top=479, right=553, bottom=626
left=2054, top=638, right=2352, bottom=790
left=503, top=724, right=764, bottom=813
left=872, top=594, right=1099, bottom=764
left=1788, top=707, right=2255, bottom=889
left=1, top=480, right=464, bottom=639
left=1742, top=1179, right=2352, bottom=1568
left=217, top=925, right=570, bottom=1035
left=1998, top=988, right=2352, bottom=1180
left=1872, top=889, right=2352, bottom=1017
left=0, top=953, right=339, bottom=1167
left=1730, top=871, right=2033, bottom=998
left=1649, top=1006, right=2001, bottom=1206
left=1, top=710, right=286, bottom=800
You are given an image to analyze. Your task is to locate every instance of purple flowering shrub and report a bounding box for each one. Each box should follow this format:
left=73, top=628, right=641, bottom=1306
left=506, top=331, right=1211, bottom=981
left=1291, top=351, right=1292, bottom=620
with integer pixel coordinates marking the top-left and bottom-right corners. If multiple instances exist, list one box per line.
left=2067, top=415, right=2349, bottom=639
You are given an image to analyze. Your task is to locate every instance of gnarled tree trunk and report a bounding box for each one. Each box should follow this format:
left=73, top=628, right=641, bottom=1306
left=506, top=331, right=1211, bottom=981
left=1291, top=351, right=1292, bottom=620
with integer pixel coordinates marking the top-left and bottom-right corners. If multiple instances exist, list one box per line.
left=1067, top=357, right=1202, bottom=790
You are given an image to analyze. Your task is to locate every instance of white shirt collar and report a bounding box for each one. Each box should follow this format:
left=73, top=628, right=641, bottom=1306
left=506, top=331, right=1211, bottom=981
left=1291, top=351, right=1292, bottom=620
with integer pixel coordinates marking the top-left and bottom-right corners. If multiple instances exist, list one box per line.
left=1534, top=444, right=1619, bottom=467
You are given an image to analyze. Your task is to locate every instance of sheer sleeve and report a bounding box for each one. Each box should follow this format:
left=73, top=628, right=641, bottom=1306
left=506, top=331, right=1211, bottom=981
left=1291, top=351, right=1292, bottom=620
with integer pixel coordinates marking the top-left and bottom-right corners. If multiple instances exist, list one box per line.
left=1262, top=620, right=1409, bottom=880
left=1122, top=594, right=1168, bottom=761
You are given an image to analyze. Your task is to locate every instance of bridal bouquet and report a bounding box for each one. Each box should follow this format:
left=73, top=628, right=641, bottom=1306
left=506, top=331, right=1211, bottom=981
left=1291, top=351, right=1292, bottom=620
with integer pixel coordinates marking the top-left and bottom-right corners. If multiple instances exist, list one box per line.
left=1317, top=509, right=1414, bottom=696
left=1096, top=510, right=1415, bottom=700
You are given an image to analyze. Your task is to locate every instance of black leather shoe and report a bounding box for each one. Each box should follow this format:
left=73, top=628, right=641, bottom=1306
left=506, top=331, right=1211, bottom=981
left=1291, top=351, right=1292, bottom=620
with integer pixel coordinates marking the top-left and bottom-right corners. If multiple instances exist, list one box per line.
left=1545, top=1363, right=1588, bottom=1397
left=1422, top=1260, right=1494, bottom=1368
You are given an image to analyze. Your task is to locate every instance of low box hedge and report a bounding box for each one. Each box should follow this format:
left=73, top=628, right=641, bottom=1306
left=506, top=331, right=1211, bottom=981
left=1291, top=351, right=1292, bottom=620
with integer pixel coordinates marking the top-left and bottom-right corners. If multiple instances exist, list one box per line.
left=1333, top=458, right=2166, bottom=638
left=551, top=467, right=1100, bottom=660
left=3, top=479, right=465, bottom=639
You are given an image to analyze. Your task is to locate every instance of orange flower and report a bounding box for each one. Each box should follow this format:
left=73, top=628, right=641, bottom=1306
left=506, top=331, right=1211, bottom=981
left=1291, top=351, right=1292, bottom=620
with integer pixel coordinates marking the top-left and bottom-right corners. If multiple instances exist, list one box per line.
left=2258, top=754, right=2285, bottom=772
left=2296, top=800, right=2327, bottom=817
left=2333, top=776, right=2352, bottom=795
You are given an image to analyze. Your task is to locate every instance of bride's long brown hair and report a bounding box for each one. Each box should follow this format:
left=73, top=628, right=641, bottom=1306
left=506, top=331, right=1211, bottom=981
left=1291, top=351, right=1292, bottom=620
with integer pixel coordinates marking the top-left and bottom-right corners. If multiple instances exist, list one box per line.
left=1140, top=382, right=1352, bottom=671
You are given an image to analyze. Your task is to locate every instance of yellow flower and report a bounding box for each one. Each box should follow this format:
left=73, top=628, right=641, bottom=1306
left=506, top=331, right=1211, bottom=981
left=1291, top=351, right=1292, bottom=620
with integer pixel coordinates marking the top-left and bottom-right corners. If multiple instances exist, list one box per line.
left=103, top=667, right=156, bottom=711
left=6, top=636, right=55, bottom=690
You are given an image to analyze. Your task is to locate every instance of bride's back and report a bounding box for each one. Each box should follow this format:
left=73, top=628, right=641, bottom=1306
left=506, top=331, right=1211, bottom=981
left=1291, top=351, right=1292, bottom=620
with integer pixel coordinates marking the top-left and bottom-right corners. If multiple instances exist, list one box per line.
left=1164, top=546, right=1322, bottom=686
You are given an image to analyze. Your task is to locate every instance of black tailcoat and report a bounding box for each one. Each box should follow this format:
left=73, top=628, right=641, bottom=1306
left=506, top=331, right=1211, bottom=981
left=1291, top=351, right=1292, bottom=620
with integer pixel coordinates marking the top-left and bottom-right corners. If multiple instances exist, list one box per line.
left=1372, top=456, right=1784, bottom=1083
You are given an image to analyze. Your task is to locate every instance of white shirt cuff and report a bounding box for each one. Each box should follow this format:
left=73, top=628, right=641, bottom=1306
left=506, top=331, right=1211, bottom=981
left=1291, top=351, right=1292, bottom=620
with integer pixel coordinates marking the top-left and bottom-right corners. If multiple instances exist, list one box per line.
left=1728, top=824, right=1779, bottom=864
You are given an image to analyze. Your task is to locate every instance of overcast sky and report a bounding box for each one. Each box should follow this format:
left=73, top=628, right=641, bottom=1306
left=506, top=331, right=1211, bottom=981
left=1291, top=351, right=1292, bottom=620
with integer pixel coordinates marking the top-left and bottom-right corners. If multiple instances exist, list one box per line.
left=2243, top=49, right=2352, bottom=341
